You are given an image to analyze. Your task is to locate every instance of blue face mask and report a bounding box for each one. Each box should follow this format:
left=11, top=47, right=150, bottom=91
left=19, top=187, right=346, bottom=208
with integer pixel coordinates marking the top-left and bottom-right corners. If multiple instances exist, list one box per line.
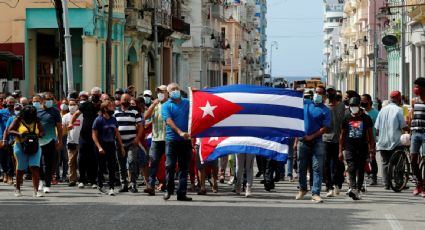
left=313, top=94, right=323, bottom=104
left=170, top=90, right=181, bottom=100
left=45, top=100, right=54, bottom=108
left=33, top=102, right=41, bottom=109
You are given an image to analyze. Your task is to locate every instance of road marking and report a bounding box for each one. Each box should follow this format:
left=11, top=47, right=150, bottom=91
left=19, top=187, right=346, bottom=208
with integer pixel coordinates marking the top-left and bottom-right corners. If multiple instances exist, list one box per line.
left=385, top=214, right=403, bottom=230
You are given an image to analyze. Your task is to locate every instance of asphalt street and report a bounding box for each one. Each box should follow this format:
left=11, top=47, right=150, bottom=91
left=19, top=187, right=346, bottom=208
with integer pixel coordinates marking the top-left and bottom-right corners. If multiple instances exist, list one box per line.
left=0, top=172, right=424, bottom=230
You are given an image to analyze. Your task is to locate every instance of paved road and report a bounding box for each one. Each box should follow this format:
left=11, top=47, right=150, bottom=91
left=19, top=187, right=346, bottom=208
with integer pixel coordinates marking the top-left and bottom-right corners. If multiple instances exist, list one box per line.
left=0, top=175, right=424, bottom=230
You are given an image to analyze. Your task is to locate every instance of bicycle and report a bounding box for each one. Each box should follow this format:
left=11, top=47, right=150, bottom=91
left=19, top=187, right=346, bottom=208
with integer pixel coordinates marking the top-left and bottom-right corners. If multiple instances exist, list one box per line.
left=388, top=146, right=425, bottom=192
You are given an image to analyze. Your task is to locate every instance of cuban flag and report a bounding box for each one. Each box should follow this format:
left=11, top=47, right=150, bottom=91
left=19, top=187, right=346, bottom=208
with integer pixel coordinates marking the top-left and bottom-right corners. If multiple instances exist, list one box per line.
left=189, top=84, right=304, bottom=138
left=200, top=137, right=289, bottom=163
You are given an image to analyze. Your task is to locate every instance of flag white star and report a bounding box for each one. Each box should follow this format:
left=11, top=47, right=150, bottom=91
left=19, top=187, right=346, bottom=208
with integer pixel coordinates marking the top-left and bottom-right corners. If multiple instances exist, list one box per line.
left=199, top=101, right=218, bottom=118
left=208, top=137, right=219, bottom=143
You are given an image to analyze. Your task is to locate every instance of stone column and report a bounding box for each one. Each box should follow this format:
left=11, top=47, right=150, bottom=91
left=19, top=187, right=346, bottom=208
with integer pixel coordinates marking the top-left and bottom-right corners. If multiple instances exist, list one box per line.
left=416, top=44, right=420, bottom=78
left=82, top=36, right=98, bottom=92
left=421, top=45, right=425, bottom=77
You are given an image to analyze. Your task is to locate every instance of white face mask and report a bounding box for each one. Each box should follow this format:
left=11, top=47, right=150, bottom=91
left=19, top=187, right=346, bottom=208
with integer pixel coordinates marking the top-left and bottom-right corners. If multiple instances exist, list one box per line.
left=157, top=93, right=165, bottom=101
left=69, top=105, right=78, bottom=114
left=350, top=106, right=360, bottom=114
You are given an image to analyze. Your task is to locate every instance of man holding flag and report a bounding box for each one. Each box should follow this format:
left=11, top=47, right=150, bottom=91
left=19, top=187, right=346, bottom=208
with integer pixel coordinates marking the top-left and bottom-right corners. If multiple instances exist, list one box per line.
left=161, top=83, right=192, bottom=201
left=295, top=85, right=330, bottom=203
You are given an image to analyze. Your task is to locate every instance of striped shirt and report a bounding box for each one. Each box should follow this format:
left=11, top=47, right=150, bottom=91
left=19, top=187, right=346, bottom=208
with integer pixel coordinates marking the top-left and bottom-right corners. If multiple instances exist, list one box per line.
left=412, top=98, right=425, bottom=130
left=114, top=108, right=143, bottom=145
left=152, top=103, right=166, bottom=141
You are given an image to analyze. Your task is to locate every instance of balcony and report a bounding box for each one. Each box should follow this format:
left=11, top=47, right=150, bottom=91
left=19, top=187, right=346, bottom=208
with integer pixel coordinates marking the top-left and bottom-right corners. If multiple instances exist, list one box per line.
left=172, top=17, right=190, bottom=35
left=323, top=22, right=342, bottom=31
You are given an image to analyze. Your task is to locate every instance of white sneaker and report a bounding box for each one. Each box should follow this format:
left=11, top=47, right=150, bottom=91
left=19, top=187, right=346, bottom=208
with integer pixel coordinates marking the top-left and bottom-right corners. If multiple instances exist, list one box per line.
left=33, top=191, right=44, bottom=197
left=43, top=187, right=50, bottom=193
left=38, top=181, right=44, bottom=191
left=92, top=184, right=98, bottom=189
left=14, top=189, right=22, bottom=197
left=78, top=182, right=85, bottom=189
left=108, top=188, right=115, bottom=196
left=334, top=187, right=340, bottom=196
left=227, top=176, right=235, bottom=185
left=326, top=189, right=334, bottom=197
left=245, top=187, right=252, bottom=197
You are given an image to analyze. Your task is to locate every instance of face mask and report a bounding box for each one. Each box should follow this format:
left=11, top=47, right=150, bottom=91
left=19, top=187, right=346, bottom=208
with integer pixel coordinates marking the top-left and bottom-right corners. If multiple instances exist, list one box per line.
left=60, top=104, right=69, bottom=111
left=360, top=102, right=368, bottom=108
left=414, top=87, right=422, bottom=96
left=313, top=94, right=323, bottom=104
left=170, top=90, right=181, bottom=100
left=157, top=93, right=165, bottom=101
left=343, top=99, right=349, bottom=106
left=350, top=106, right=360, bottom=114
left=336, top=95, right=343, bottom=102
left=45, top=100, right=54, bottom=108
left=144, top=96, right=152, bottom=105
left=69, top=105, right=78, bottom=114
left=106, top=110, right=114, bottom=116
left=15, top=110, right=21, bottom=116
left=129, top=106, right=138, bottom=111
left=32, top=102, right=41, bottom=109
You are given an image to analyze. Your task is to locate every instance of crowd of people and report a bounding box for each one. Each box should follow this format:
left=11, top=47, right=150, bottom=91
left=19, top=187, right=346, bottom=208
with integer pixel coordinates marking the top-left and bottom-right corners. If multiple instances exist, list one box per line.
left=0, top=78, right=424, bottom=202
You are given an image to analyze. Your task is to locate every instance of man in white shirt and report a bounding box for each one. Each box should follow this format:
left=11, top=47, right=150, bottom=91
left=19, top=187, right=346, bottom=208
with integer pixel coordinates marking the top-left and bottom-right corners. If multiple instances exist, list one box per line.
left=62, top=99, right=83, bottom=187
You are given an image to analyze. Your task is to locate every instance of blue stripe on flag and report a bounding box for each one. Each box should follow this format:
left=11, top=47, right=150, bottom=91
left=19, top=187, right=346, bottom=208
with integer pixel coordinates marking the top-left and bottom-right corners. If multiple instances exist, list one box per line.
left=201, top=84, right=303, bottom=97
left=197, top=126, right=305, bottom=138
left=206, top=145, right=288, bottom=162
left=236, top=103, right=304, bottom=120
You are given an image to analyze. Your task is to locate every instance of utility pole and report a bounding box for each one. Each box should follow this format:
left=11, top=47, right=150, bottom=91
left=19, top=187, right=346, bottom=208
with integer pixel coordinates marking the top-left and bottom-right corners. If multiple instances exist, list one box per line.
left=373, top=0, right=379, bottom=103
left=53, top=0, right=65, bottom=98
left=62, top=0, right=75, bottom=95
left=106, top=0, right=114, bottom=94
left=153, top=0, right=161, bottom=87
left=270, top=41, right=278, bottom=79
left=400, top=0, right=407, bottom=97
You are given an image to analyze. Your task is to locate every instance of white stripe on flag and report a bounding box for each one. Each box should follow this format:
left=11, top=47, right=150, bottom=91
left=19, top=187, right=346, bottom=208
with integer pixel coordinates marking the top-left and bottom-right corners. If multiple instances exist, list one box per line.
left=217, top=137, right=289, bottom=153
left=214, top=93, right=303, bottom=109
left=213, top=114, right=304, bottom=131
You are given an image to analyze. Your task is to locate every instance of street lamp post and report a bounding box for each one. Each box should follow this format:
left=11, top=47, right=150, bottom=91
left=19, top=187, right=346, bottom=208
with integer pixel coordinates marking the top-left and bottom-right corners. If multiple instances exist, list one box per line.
left=270, top=41, right=278, bottom=79
left=354, top=44, right=358, bottom=92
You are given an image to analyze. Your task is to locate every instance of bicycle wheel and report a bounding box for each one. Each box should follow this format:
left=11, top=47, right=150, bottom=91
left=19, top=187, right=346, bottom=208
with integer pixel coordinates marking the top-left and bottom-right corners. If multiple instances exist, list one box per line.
left=388, top=150, right=409, bottom=192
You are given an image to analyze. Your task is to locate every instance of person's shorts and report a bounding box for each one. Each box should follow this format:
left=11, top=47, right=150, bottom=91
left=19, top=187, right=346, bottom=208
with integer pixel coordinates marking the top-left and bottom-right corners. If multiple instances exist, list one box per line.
left=195, top=144, right=218, bottom=169
left=410, top=130, right=425, bottom=155
left=14, top=142, right=42, bottom=171
left=127, top=143, right=148, bottom=167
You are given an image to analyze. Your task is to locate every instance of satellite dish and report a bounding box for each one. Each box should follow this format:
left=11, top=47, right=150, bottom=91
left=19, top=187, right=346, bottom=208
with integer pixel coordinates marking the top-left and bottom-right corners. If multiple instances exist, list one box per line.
left=382, top=35, right=398, bottom=46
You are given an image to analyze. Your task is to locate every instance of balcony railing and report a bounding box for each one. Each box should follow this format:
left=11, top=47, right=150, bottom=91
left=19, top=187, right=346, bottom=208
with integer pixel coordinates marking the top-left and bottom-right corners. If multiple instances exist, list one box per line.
left=172, top=17, right=190, bottom=35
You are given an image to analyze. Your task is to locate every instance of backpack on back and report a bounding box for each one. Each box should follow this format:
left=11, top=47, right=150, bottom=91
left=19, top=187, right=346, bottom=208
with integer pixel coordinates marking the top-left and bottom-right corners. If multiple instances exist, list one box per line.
left=21, top=121, right=39, bottom=155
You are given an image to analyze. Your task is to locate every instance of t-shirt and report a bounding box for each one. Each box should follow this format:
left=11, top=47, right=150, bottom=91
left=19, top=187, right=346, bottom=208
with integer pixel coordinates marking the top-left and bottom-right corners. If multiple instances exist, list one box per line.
left=79, top=102, right=100, bottom=141
left=151, top=103, right=166, bottom=141
left=342, top=112, right=373, bottom=151
left=161, top=98, right=190, bottom=141
left=37, top=107, right=61, bottom=146
left=323, top=102, right=345, bottom=143
left=62, top=112, right=83, bottom=144
left=0, top=108, right=13, bottom=140
left=303, top=100, right=331, bottom=141
left=114, top=108, right=143, bottom=146
left=15, top=120, right=40, bottom=143
left=92, top=115, right=118, bottom=143
left=365, top=108, right=379, bottom=138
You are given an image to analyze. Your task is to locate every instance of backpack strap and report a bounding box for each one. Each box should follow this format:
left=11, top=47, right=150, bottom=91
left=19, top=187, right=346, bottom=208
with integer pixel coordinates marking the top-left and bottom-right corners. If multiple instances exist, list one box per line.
left=21, top=120, right=36, bottom=133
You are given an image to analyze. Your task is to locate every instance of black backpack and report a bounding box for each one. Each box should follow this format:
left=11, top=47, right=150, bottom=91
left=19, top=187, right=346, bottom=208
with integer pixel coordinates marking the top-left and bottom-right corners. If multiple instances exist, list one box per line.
left=21, top=121, right=39, bottom=155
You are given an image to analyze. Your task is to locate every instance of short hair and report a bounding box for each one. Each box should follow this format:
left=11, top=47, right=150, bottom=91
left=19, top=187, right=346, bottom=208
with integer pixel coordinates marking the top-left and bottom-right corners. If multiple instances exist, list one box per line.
left=346, top=90, right=359, bottom=99
left=414, top=77, right=425, bottom=88
left=5, top=96, right=15, bottom=103
left=91, top=86, right=102, bottom=95
left=362, top=94, right=372, bottom=102
left=167, top=83, right=180, bottom=92
left=100, top=101, right=112, bottom=114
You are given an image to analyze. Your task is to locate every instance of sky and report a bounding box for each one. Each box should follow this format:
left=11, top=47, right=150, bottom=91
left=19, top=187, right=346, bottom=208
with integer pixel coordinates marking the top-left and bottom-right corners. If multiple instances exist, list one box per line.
left=266, top=0, right=324, bottom=79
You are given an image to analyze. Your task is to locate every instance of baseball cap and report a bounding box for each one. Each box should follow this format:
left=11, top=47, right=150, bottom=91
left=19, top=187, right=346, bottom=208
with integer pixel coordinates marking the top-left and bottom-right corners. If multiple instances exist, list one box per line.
left=156, top=85, right=167, bottom=91
left=390, top=90, right=401, bottom=98
left=143, top=90, right=152, bottom=96
left=349, top=97, right=360, bottom=106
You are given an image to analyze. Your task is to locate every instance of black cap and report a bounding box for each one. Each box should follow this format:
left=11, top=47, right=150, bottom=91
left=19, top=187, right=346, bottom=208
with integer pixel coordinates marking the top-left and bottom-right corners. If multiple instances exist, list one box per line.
left=115, top=88, right=124, bottom=94
left=349, top=97, right=360, bottom=106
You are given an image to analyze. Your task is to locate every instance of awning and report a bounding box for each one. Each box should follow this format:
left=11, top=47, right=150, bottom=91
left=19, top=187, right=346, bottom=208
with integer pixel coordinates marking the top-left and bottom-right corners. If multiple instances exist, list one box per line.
left=0, top=51, right=22, bottom=61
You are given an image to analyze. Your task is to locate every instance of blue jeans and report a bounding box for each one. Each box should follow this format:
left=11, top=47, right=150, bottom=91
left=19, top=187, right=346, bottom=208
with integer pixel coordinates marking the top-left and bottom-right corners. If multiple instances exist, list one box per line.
left=297, top=140, right=325, bottom=195
left=287, top=157, right=293, bottom=177
left=165, top=140, right=192, bottom=197
left=149, top=141, right=166, bottom=188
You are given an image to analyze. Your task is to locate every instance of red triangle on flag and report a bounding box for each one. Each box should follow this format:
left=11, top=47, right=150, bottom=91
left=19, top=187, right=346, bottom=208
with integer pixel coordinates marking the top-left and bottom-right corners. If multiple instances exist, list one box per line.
left=190, top=91, right=243, bottom=136
left=200, top=137, right=228, bottom=162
